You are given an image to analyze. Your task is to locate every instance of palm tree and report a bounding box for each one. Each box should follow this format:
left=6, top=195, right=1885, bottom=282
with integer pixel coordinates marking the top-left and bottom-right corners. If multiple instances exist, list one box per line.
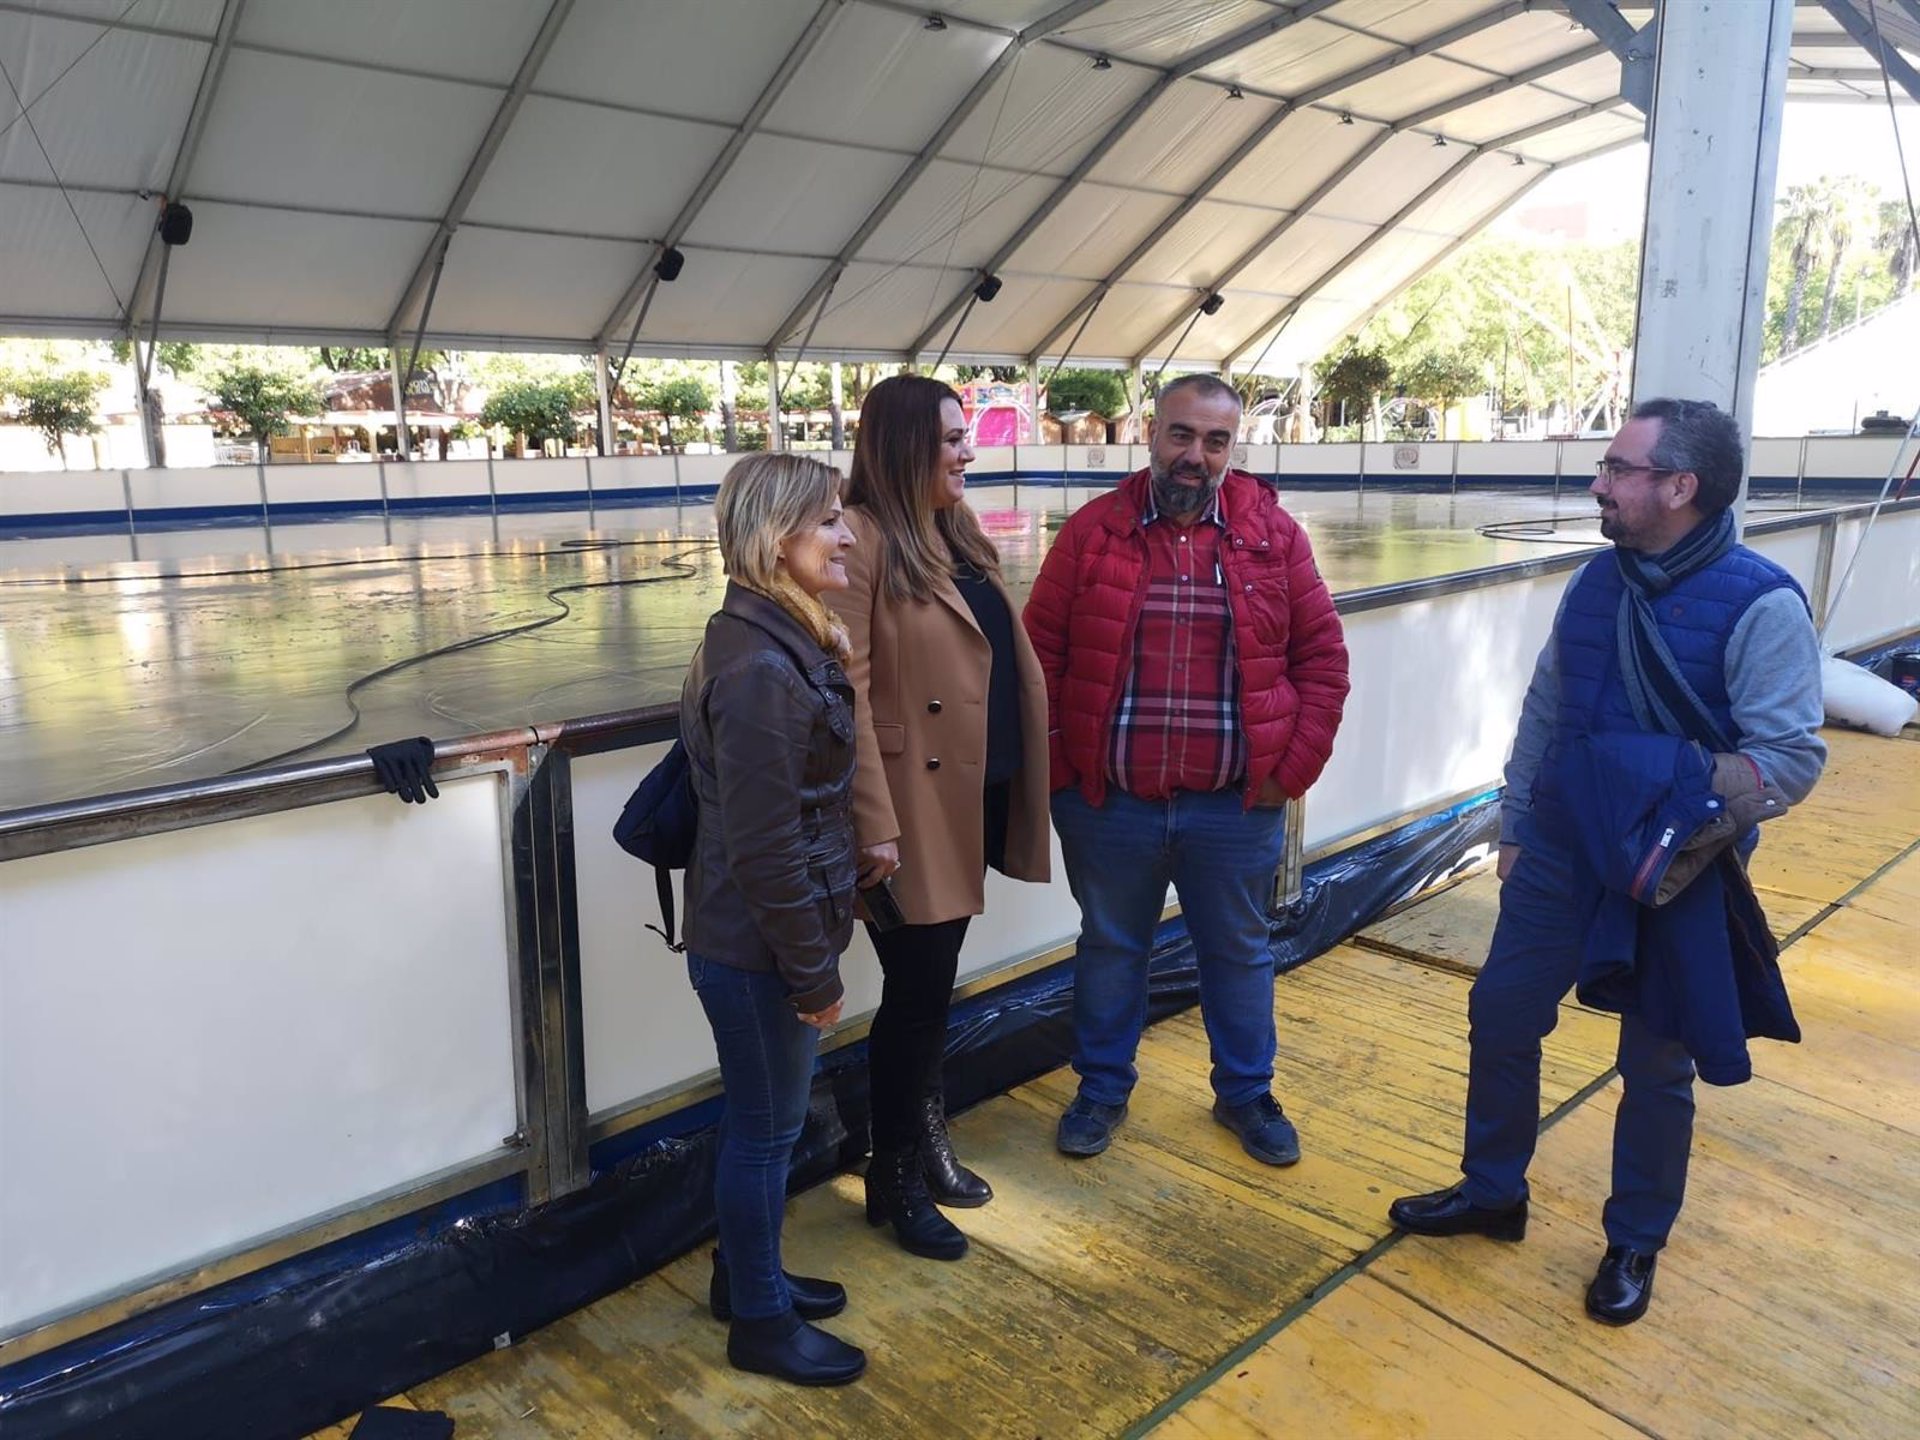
left=1777, top=182, right=1842, bottom=352
left=1881, top=199, right=1917, bottom=299
left=1817, top=179, right=1875, bottom=337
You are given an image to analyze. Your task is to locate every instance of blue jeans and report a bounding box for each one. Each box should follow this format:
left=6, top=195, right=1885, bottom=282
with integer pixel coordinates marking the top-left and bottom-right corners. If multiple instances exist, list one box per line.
left=1462, top=842, right=1697, bottom=1252
left=1051, top=786, right=1287, bottom=1108
left=688, top=953, right=821, bottom=1321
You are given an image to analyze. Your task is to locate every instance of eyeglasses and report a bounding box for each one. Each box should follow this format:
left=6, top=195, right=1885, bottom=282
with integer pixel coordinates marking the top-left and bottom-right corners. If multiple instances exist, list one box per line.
left=1594, top=459, right=1676, bottom=482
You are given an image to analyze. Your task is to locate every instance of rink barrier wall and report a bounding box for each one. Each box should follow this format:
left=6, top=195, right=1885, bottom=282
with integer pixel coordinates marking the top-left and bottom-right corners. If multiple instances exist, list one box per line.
left=0, top=497, right=1914, bottom=1438
left=0, top=435, right=1906, bottom=539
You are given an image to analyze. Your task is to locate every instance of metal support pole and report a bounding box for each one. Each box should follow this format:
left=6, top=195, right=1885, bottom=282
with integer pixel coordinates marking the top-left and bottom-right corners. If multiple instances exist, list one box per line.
left=388, top=345, right=409, bottom=460
left=1450, top=438, right=1460, bottom=497
left=1629, top=0, right=1794, bottom=535
left=1809, top=516, right=1836, bottom=632
left=1796, top=434, right=1809, bottom=508
left=594, top=348, right=614, bottom=458
left=507, top=745, right=590, bottom=1204
left=829, top=361, right=845, bottom=450
left=1274, top=796, right=1306, bottom=911
left=720, top=360, right=739, bottom=453
left=767, top=350, right=785, bottom=453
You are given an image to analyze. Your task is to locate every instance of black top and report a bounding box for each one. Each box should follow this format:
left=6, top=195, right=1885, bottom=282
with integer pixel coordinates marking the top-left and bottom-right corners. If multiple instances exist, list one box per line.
left=950, top=550, right=1024, bottom=787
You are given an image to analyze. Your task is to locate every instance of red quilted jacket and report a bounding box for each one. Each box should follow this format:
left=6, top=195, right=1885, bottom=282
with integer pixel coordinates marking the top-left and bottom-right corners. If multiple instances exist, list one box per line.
left=1023, top=469, right=1350, bottom=808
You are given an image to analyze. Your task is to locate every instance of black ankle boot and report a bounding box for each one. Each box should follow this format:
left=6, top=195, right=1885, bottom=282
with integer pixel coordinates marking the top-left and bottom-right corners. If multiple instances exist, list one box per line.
left=726, top=1309, right=866, bottom=1386
left=708, top=1250, right=847, bottom=1322
left=864, top=1147, right=968, bottom=1260
left=918, top=1093, right=993, bottom=1208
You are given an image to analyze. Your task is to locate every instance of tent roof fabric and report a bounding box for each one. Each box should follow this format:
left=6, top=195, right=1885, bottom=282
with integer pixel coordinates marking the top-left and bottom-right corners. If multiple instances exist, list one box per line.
left=0, top=0, right=1908, bottom=371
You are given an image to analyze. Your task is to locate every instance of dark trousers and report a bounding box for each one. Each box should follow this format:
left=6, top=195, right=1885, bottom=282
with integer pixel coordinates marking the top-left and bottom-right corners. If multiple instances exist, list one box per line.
left=865, top=780, right=1009, bottom=1151
left=689, top=953, right=821, bottom=1321
left=1462, top=841, right=1697, bottom=1253
left=867, top=915, right=971, bottom=1151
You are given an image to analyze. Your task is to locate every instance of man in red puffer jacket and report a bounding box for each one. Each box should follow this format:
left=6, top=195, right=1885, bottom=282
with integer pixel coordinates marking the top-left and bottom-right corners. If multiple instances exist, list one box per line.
left=1024, top=374, right=1349, bottom=1167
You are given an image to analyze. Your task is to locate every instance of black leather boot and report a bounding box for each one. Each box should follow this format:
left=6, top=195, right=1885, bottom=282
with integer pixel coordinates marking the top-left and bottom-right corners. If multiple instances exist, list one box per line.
left=864, top=1147, right=968, bottom=1260
left=708, top=1249, right=847, bottom=1322
left=918, top=1092, right=993, bottom=1208
left=726, top=1309, right=866, bottom=1386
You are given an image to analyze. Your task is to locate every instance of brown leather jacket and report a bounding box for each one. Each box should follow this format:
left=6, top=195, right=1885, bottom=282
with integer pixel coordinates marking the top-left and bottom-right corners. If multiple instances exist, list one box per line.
left=679, top=584, right=857, bottom=1013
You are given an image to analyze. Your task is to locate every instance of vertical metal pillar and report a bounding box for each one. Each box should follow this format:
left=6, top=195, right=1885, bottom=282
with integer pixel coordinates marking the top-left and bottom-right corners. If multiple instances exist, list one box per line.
left=720, top=360, right=739, bottom=452
left=767, top=350, right=785, bottom=453
left=1273, top=797, right=1306, bottom=911
left=594, top=348, right=614, bottom=457
left=389, top=344, right=410, bottom=459
left=1628, top=0, right=1794, bottom=534
left=507, top=745, right=590, bottom=1203
left=830, top=361, right=846, bottom=450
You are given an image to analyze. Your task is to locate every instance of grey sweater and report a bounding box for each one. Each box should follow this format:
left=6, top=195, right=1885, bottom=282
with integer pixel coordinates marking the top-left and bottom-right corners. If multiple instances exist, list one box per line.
left=1501, top=561, right=1828, bottom=846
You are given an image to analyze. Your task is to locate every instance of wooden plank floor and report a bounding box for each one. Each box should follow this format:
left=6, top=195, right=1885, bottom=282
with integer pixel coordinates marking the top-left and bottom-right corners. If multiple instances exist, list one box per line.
left=316, top=727, right=1918, bottom=1438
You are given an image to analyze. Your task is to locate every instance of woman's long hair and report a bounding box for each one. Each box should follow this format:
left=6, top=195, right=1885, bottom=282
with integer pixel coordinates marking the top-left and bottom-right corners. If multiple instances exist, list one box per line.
left=847, top=374, right=1000, bottom=603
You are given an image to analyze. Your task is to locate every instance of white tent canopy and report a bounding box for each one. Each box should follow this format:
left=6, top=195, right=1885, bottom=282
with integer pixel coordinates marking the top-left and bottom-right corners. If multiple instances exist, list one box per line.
left=0, top=0, right=1911, bottom=373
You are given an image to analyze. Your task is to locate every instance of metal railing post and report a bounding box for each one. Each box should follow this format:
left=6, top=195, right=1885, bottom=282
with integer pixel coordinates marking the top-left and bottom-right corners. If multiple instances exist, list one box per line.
left=506, top=743, right=591, bottom=1204
left=1274, top=795, right=1307, bottom=911
left=1810, top=514, right=1836, bottom=633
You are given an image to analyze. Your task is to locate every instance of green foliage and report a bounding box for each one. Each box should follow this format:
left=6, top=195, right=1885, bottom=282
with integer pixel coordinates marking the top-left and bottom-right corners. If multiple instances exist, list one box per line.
left=1763, top=179, right=1912, bottom=360
left=1316, top=347, right=1393, bottom=410
left=1044, top=368, right=1127, bottom=417
left=317, top=346, right=396, bottom=373
left=953, top=364, right=1023, bottom=384
left=107, top=339, right=201, bottom=375
left=1395, top=349, right=1485, bottom=440
left=6, top=371, right=106, bottom=462
left=211, top=364, right=322, bottom=458
left=639, top=373, right=713, bottom=452
left=1397, top=349, right=1485, bottom=408
left=480, top=380, right=580, bottom=453
left=1349, top=238, right=1634, bottom=422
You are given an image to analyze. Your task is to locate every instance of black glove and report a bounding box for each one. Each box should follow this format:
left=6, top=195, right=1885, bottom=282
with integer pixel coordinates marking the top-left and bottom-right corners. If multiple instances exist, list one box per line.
left=367, top=736, right=440, bottom=804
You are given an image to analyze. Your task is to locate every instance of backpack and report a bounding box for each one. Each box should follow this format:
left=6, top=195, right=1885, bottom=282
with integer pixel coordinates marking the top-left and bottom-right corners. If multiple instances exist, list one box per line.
left=611, top=739, right=697, bottom=951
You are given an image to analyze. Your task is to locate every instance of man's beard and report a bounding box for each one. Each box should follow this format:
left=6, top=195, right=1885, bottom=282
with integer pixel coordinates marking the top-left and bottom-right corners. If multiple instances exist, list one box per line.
left=1149, top=458, right=1220, bottom=519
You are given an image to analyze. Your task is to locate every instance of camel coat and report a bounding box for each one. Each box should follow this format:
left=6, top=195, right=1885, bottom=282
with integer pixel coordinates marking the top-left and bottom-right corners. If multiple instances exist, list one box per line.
left=827, top=505, right=1052, bottom=924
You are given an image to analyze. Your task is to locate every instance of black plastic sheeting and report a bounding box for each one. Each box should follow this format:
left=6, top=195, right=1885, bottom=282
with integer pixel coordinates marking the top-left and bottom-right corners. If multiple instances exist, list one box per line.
left=0, top=793, right=1501, bottom=1440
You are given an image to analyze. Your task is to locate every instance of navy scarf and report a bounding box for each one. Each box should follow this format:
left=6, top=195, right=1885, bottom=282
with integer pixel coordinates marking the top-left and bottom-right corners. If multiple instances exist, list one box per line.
left=1613, top=509, right=1738, bottom=750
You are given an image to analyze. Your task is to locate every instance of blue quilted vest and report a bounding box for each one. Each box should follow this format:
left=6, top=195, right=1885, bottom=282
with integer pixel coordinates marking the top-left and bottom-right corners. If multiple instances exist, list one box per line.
left=1537, top=543, right=1803, bottom=828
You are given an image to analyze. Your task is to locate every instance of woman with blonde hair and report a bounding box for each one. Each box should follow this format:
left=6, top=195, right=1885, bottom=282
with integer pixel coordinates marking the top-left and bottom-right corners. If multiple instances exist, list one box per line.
left=827, top=375, right=1052, bottom=1260
left=679, top=452, right=864, bottom=1385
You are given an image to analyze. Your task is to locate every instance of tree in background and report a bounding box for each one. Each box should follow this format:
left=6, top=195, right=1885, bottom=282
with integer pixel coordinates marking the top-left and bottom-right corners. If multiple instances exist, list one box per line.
left=1315, top=347, right=1393, bottom=439
left=480, top=380, right=581, bottom=456
left=1344, top=237, right=1636, bottom=433
left=1043, top=367, right=1128, bottom=418
left=210, top=364, right=322, bottom=462
left=1396, top=349, right=1486, bottom=440
left=5, top=371, right=107, bottom=466
left=639, top=373, right=713, bottom=452
left=1882, top=198, right=1917, bottom=299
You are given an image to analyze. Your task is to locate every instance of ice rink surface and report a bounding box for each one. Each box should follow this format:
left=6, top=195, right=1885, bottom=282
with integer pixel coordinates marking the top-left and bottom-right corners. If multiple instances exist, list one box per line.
left=0, top=483, right=1831, bottom=812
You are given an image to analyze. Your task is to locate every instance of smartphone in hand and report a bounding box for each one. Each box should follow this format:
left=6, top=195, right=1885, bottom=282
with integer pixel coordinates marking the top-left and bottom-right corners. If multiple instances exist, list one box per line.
left=860, top=876, right=907, bottom=932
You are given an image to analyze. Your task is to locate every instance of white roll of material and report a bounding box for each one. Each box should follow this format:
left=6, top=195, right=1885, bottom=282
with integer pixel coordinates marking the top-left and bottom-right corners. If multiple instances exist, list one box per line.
left=1821, top=655, right=1920, bottom=737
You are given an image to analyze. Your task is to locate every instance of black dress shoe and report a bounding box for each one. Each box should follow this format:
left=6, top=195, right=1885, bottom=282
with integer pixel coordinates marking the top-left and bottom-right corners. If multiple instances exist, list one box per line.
left=1585, top=1245, right=1657, bottom=1325
left=919, top=1093, right=993, bottom=1207
left=726, top=1310, right=866, bottom=1386
left=708, top=1250, right=847, bottom=1322
left=1388, top=1184, right=1528, bottom=1241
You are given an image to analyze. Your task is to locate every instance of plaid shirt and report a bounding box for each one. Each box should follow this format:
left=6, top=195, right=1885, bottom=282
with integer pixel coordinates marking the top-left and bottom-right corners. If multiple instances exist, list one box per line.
left=1106, top=485, right=1247, bottom=799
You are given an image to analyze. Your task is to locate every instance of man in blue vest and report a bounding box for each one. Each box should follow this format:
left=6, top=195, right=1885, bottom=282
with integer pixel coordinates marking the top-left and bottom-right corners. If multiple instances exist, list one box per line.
left=1388, top=398, right=1826, bottom=1325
